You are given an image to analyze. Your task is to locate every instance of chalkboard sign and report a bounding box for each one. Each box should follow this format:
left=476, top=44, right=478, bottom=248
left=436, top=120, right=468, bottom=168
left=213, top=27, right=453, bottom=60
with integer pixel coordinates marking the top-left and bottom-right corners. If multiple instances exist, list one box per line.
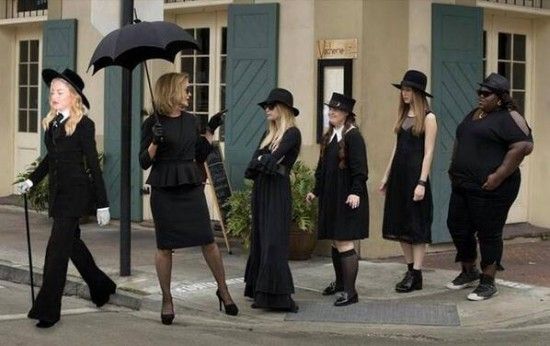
left=205, top=141, right=232, bottom=253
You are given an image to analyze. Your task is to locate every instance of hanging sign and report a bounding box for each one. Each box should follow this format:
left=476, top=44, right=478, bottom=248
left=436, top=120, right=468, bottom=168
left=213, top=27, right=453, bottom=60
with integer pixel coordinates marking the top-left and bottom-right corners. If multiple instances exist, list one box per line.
left=317, top=39, right=358, bottom=59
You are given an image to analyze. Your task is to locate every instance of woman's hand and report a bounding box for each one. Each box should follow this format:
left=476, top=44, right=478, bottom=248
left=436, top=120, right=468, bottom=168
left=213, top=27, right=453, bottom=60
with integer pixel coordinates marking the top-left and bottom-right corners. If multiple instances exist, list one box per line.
left=202, top=130, right=214, bottom=144
left=413, top=185, right=425, bottom=201
left=346, top=194, right=360, bottom=209
left=305, top=192, right=316, bottom=203
left=97, top=208, right=111, bottom=227
left=152, top=122, right=164, bottom=144
left=482, top=173, right=503, bottom=191
left=16, top=179, right=33, bottom=195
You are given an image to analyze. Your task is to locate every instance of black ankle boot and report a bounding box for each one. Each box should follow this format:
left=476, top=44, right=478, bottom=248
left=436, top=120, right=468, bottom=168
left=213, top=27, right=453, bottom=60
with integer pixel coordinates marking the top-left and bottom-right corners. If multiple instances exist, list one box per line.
left=395, top=269, right=422, bottom=293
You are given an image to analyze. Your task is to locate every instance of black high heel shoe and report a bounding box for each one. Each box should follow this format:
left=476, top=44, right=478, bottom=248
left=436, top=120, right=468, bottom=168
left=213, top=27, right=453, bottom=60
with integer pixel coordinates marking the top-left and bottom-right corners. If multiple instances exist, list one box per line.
left=160, top=300, right=175, bottom=325
left=216, top=289, right=239, bottom=316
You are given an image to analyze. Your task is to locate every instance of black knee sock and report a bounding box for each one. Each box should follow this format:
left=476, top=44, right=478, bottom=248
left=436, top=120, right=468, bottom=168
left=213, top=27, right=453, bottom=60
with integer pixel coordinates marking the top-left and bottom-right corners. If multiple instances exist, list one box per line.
left=331, top=247, right=344, bottom=289
left=339, top=249, right=358, bottom=297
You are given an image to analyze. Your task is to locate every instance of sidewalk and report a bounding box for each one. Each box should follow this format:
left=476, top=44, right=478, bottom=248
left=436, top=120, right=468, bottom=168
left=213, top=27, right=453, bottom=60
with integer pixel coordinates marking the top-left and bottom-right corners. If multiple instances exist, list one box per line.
left=0, top=203, right=549, bottom=334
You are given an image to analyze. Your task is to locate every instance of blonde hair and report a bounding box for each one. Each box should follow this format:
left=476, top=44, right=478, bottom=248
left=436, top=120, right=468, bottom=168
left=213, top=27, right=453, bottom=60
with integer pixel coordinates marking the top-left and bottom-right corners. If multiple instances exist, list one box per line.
left=394, top=89, right=430, bottom=136
left=153, top=72, right=190, bottom=115
left=42, top=78, right=86, bottom=136
left=260, top=103, right=296, bottom=151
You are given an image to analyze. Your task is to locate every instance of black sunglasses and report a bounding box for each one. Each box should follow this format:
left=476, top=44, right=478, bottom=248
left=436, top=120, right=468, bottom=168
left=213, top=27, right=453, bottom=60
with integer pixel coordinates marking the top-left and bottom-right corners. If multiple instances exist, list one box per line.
left=477, top=90, right=494, bottom=98
left=264, top=102, right=277, bottom=110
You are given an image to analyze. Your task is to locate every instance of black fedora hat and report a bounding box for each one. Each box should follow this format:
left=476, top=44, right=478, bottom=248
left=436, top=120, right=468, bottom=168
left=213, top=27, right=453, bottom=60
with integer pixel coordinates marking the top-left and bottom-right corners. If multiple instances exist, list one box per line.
left=324, top=92, right=356, bottom=116
left=42, top=68, right=90, bottom=109
left=392, top=69, right=433, bottom=98
left=479, top=73, right=510, bottom=94
left=258, top=88, right=299, bottom=116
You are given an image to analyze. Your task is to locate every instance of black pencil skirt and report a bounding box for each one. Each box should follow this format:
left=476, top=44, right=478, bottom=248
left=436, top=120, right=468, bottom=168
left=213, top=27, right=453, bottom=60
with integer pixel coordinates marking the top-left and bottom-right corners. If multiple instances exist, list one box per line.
left=150, top=184, right=214, bottom=249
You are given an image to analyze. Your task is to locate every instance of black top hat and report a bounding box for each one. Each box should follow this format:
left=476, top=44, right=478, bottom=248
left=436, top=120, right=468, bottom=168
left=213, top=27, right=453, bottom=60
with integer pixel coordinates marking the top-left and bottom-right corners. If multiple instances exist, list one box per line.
left=42, top=68, right=90, bottom=109
left=392, top=69, right=433, bottom=98
left=324, top=92, right=356, bottom=116
left=478, top=73, right=510, bottom=94
left=258, top=88, right=299, bottom=116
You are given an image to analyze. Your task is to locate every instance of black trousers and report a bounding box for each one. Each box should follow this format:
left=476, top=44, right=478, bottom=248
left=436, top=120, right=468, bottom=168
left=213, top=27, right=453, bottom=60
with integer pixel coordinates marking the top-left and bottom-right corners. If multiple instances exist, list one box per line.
left=28, top=217, right=115, bottom=323
left=447, top=184, right=518, bottom=270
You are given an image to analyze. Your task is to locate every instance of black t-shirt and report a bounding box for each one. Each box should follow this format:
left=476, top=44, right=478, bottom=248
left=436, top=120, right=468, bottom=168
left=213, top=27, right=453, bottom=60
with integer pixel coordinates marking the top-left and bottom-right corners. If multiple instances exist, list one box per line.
left=449, top=108, right=532, bottom=191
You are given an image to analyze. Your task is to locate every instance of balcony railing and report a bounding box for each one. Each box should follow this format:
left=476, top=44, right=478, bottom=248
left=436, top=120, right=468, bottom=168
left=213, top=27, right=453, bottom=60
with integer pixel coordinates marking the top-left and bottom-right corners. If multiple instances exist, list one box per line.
left=482, top=0, right=550, bottom=9
left=2, top=0, right=47, bottom=20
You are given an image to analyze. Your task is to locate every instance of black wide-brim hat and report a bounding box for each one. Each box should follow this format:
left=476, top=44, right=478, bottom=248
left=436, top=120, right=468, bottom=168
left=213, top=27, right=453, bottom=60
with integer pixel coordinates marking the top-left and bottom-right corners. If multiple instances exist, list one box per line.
left=324, top=92, right=356, bottom=117
left=258, top=88, right=299, bottom=116
left=42, top=68, right=90, bottom=109
left=392, top=69, right=433, bottom=98
left=478, top=73, right=510, bottom=94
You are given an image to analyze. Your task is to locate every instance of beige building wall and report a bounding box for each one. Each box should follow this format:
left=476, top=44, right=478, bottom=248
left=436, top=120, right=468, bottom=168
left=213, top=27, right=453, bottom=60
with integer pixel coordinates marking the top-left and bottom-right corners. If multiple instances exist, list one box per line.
left=529, top=17, right=550, bottom=228
left=361, top=0, right=409, bottom=259
left=0, top=27, right=15, bottom=195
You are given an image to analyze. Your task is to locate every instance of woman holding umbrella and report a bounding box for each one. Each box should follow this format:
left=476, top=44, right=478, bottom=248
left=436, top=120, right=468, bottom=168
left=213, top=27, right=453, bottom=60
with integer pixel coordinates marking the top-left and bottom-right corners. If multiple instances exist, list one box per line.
left=244, top=88, right=302, bottom=313
left=139, top=72, right=237, bottom=325
left=16, top=68, right=116, bottom=328
left=306, top=93, right=369, bottom=306
left=446, top=73, right=533, bottom=301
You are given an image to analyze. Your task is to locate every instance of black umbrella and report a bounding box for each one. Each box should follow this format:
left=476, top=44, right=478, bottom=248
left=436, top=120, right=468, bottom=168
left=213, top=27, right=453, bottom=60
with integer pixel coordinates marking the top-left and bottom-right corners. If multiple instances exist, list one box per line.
left=88, top=19, right=201, bottom=114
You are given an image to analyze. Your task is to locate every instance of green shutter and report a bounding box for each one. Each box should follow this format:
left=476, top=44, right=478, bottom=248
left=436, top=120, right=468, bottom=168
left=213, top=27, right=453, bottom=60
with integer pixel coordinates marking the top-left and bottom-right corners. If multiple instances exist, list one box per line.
left=225, top=3, right=279, bottom=189
left=103, top=66, right=144, bottom=221
left=40, top=19, right=77, bottom=155
left=431, top=4, right=483, bottom=243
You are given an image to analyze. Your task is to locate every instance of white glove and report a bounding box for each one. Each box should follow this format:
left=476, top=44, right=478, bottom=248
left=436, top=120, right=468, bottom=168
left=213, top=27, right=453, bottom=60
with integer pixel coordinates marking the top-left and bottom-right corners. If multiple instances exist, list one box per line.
left=16, top=179, right=33, bottom=195
left=97, top=207, right=110, bottom=227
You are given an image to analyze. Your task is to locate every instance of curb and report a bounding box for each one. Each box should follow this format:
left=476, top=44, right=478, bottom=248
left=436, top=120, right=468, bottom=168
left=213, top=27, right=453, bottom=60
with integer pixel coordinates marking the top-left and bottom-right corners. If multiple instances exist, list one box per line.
left=0, top=261, right=143, bottom=311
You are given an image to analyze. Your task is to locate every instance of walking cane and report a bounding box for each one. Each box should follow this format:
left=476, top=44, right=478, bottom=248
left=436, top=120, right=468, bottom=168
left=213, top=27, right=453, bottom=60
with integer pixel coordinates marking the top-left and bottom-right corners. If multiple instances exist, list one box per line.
left=23, top=193, right=35, bottom=304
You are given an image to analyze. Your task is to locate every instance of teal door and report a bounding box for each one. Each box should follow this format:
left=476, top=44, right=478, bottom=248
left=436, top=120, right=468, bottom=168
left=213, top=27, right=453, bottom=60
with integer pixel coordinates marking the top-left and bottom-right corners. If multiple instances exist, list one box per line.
left=41, top=19, right=76, bottom=155
left=103, top=67, right=144, bottom=221
left=225, top=3, right=279, bottom=189
left=431, top=4, right=483, bottom=243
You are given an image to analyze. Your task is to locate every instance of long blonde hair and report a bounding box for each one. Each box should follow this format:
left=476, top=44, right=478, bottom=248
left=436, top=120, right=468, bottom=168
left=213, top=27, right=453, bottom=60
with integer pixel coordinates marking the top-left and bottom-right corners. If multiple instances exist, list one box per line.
left=260, top=103, right=296, bottom=151
left=42, top=78, right=86, bottom=136
left=394, top=89, right=430, bottom=136
left=154, top=72, right=190, bottom=115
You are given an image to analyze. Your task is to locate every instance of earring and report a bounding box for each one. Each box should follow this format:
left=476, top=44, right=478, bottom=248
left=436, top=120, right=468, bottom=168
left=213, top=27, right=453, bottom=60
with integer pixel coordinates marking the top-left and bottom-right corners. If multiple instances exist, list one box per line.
left=497, top=100, right=502, bottom=106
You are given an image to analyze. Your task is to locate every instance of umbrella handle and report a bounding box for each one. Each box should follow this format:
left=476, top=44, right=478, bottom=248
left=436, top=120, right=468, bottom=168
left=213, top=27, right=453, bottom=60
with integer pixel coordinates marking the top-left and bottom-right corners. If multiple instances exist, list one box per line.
left=23, top=193, right=35, bottom=304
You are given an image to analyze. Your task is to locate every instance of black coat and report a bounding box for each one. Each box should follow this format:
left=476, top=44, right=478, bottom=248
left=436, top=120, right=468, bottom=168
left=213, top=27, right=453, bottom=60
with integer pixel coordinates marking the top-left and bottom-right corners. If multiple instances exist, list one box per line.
left=313, top=128, right=369, bottom=240
left=29, top=116, right=108, bottom=218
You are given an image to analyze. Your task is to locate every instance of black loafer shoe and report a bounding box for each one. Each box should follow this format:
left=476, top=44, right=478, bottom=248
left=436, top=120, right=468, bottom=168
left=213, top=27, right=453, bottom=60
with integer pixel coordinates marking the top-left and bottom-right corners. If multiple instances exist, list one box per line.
left=334, top=292, right=358, bottom=307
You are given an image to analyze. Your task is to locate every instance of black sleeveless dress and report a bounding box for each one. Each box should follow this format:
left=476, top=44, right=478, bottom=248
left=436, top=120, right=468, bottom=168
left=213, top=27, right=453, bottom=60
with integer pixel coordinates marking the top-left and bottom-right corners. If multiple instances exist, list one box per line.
left=382, top=116, right=433, bottom=244
left=139, top=112, right=214, bottom=249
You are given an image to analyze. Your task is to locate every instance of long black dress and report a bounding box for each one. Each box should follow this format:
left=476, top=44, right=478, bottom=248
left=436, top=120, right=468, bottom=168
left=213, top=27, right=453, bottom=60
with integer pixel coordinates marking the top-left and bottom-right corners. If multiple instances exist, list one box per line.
left=314, top=127, right=369, bottom=240
left=243, top=127, right=302, bottom=309
left=382, top=116, right=433, bottom=244
left=139, top=112, right=214, bottom=249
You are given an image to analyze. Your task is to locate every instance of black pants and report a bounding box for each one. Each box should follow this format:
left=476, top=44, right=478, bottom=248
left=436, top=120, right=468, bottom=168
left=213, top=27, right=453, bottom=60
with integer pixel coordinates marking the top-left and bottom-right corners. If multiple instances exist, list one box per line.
left=28, top=217, right=114, bottom=323
left=447, top=184, right=518, bottom=270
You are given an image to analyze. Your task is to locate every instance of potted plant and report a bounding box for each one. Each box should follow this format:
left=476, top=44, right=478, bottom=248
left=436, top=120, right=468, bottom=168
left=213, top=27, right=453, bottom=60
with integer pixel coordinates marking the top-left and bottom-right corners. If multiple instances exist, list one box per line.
left=224, top=160, right=317, bottom=260
left=288, top=161, right=317, bottom=260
